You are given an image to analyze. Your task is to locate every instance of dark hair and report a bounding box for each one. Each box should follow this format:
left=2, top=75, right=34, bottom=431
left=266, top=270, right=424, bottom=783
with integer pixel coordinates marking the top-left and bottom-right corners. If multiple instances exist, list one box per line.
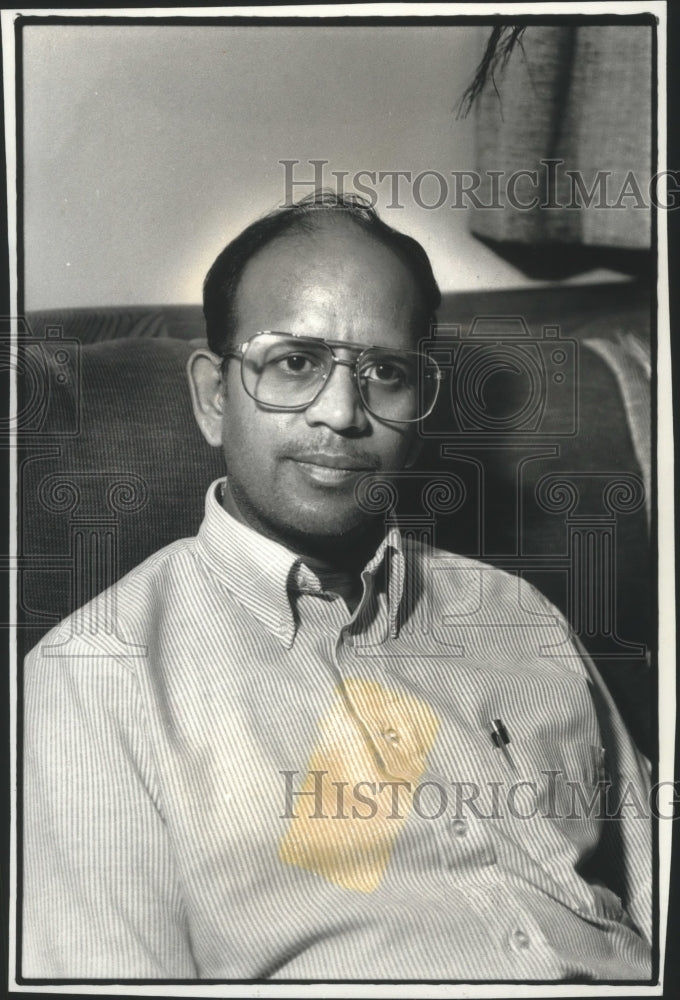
left=202, top=190, right=441, bottom=355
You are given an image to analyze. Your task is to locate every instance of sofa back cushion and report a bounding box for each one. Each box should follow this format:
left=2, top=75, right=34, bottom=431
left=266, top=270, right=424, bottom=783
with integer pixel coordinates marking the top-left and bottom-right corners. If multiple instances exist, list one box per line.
left=19, top=337, right=223, bottom=652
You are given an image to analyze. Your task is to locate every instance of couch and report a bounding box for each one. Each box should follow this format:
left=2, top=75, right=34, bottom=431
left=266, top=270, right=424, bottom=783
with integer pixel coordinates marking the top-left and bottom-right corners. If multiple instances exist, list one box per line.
left=16, top=279, right=653, bottom=755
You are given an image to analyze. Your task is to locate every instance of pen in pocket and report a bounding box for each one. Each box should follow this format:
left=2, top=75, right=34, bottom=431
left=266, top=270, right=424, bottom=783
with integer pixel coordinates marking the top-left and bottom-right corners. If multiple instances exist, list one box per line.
left=490, top=717, right=516, bottom=771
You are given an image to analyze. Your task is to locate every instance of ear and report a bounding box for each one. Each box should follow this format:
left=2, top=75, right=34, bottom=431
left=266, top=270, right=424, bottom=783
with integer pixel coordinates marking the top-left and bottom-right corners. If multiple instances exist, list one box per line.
left=187, top=348, right=224, bottom=447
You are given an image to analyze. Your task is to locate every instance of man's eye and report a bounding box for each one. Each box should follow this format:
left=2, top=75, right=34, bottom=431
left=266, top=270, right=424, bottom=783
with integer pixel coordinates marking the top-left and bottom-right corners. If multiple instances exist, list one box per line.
left=363, top=361, right=409, bottom=386
left=274, top=353, right=318, bottom=374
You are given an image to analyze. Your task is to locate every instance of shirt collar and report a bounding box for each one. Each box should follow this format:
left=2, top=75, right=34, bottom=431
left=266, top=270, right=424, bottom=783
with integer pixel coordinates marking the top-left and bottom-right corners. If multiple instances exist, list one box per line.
left=195, top=478, right=405, bottom=646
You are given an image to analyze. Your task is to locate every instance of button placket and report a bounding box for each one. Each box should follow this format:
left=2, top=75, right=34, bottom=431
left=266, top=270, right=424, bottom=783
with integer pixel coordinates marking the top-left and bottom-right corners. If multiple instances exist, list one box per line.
left=434, top=800, right=497, bottom=870
left=336, top=625, right=356, bottom=660
left=450, top=817, right=468, bottom=837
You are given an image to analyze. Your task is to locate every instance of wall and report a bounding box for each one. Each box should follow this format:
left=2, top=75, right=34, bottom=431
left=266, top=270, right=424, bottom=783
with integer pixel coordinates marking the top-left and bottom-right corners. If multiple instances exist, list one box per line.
left=22, top=22, right=624, bottom=309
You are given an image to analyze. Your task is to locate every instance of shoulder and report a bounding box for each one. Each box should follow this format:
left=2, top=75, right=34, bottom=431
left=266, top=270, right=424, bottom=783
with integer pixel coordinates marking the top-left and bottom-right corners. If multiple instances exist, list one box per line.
left=403, top=537, right=581, bottom=666
left=405, top=537, right=550, bottom=608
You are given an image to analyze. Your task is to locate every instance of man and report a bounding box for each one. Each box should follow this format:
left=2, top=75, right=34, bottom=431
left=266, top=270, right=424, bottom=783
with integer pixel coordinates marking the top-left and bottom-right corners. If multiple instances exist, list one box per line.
left=22, top=192, right=652, bottom=980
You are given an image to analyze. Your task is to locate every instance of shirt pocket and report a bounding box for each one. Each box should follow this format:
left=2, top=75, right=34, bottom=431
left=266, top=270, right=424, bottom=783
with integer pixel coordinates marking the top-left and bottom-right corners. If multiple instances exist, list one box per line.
left=503, top=738, right=606, bottom=832
left=497, top=738, right=615, bottom=917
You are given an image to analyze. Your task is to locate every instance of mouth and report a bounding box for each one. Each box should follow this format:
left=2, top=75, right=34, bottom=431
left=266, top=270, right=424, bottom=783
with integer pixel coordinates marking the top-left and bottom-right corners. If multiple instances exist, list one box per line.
left=288, top=453, right=376, bottom=486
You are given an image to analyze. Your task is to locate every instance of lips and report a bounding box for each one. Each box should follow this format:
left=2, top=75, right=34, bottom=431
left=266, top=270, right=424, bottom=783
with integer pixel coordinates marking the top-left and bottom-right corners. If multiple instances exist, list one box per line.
left=287, top=452, right=377, bottom=487
left=291, top=452, right=375, bottom=472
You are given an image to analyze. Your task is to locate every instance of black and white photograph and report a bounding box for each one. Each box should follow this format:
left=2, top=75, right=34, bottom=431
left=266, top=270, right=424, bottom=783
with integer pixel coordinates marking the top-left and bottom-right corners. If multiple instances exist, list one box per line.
left=3, top=1, right=675, bottom=994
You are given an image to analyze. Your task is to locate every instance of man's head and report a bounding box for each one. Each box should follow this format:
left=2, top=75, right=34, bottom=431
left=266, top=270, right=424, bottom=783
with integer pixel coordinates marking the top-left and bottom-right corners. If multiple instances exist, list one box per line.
left=188, top=191, right=441, bottom=564
left=202, top=190, right=441, bottom=357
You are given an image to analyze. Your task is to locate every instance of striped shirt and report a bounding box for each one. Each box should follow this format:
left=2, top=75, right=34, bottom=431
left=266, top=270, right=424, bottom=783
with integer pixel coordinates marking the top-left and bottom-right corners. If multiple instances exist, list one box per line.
left=22, top=478, right=652, bottom=981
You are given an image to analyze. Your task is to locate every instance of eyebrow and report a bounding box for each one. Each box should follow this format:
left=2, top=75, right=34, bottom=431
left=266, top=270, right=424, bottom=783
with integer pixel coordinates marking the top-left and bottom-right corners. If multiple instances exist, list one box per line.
left=238, top=331, right=418, bottom=355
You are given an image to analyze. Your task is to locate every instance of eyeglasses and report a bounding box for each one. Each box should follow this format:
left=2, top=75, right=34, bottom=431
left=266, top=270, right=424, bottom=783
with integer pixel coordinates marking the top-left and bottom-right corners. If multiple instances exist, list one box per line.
left=221, top=331, right=442, bottom=424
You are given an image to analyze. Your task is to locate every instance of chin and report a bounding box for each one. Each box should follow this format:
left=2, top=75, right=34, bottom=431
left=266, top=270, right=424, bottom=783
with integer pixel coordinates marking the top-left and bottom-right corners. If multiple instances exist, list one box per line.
left=288, top=511, right=369, bottom=539
left=276, top=502, right=377, bottom=545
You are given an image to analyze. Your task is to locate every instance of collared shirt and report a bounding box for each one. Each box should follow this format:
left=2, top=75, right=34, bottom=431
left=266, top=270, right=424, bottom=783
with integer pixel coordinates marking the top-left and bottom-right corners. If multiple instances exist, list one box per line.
left=22, top=479, right=652, bottom=981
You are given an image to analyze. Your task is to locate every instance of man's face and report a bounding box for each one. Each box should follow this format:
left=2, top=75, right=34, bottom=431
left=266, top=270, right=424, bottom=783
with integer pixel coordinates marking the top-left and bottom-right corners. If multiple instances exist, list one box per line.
left=211, top=219, right=425, bottom=553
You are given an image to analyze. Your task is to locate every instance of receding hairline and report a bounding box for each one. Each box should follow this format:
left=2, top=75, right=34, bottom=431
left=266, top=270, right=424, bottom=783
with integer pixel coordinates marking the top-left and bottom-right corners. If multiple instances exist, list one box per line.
left=231, top=211, right=430, bottom=327
left=203, top=192, right=441, bottom=356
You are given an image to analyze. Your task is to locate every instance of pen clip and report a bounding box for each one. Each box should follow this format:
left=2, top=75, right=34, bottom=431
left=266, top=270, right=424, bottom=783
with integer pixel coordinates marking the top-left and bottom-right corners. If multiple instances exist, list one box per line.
left=490, top=717, right=516, bottom=770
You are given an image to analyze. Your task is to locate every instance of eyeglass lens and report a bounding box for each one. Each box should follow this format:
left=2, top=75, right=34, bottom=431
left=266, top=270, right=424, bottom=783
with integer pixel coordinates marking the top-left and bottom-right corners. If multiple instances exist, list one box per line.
left=241, top=333, right=438, bottom=422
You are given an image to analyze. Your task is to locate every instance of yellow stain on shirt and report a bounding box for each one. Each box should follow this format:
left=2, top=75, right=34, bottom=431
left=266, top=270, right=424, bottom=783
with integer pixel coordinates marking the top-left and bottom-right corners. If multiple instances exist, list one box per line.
left=278, top=678, right=439, bottom=892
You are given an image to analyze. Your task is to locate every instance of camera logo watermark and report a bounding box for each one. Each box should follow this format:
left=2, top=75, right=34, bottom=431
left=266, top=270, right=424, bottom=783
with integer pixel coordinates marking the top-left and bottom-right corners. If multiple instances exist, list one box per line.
left=3, top=318, right=81, bottom=437
left=421, top=317, right=577, bottom=438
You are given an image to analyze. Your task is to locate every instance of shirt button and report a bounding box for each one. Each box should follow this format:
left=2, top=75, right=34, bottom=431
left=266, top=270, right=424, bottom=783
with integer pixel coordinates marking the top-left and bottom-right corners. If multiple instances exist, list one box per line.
left=449, top=818, right=467, bottom=837
left=381, top=728, right=400, bottom=744
left=508, top=928, right=531, bottom=952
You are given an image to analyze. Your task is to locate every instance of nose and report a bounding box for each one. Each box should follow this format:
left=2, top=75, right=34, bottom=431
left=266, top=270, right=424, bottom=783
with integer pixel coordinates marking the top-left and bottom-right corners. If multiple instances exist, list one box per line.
left=303, top=358, right=370, bottom=434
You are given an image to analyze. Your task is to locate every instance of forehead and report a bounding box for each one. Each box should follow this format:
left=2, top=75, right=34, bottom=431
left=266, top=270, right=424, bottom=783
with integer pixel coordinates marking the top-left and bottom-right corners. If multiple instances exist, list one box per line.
left=233, top=217, right=424, bottom=348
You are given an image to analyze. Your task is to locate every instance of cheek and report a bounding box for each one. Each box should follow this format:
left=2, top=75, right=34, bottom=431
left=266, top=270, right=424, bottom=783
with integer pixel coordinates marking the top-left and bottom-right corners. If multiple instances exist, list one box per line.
left=219, top=404, right=285, bottom=474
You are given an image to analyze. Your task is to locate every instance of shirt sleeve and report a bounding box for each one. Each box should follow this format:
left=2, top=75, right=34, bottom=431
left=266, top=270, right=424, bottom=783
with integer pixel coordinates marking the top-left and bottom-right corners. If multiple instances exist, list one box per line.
left=570, top=633, right=653, bottom=946
left=21, top=639, right=198, bottom=978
